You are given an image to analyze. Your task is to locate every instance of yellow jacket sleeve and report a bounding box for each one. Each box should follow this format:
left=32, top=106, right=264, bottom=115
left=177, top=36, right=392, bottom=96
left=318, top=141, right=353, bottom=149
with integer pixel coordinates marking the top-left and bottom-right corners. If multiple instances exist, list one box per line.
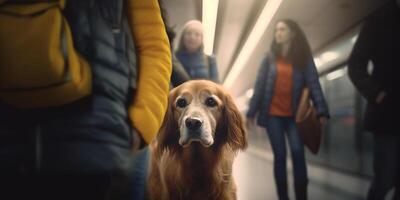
left=126, top=0, right=172, bottom=145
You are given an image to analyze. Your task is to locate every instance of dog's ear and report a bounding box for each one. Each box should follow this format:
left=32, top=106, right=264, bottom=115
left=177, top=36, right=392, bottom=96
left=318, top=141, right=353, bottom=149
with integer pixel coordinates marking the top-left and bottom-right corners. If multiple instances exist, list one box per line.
left=157, top=90, right=180, bottom=153
left=221, top=93, right=248, bottom=151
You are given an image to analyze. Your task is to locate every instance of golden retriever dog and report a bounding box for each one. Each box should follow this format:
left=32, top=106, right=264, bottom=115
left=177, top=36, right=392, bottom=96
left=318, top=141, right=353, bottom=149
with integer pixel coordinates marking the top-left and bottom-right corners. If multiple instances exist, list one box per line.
left=148, top=80, right=247, bottom=200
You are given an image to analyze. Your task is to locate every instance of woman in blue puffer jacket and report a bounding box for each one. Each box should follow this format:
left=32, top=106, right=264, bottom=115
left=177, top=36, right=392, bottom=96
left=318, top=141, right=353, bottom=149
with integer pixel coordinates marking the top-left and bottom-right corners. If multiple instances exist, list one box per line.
left=175, top=20, right=220, bottom=83
left=246, top=19, right=330, bottom=200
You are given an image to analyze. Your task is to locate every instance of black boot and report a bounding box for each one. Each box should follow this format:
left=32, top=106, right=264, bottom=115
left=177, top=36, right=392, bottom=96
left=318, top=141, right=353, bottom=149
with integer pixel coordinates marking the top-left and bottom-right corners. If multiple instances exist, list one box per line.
left=276, top=181, right=289, bottom=200
left=294, top=183, right=308, bottom=200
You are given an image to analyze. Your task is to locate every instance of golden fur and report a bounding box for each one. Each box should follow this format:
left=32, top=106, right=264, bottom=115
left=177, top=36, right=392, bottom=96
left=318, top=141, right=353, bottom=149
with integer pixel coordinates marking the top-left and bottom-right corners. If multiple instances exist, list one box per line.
left=148, top=80, right=247, bottom=200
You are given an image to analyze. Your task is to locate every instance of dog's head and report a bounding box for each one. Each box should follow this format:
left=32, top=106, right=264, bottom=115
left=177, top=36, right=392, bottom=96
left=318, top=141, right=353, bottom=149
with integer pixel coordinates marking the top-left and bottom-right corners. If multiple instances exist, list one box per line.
left=158, top=80, right=247, bottom=153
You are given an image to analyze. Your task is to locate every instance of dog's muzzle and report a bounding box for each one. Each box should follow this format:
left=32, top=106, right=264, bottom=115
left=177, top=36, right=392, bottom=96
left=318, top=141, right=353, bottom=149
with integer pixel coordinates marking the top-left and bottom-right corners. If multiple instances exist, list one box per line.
left=179, top=117, right=214, bottom=147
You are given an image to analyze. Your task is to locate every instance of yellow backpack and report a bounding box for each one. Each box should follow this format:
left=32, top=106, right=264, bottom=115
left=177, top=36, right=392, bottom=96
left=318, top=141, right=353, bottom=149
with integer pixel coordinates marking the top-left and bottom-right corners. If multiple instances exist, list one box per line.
left=0, top=0, right=91, bottom=108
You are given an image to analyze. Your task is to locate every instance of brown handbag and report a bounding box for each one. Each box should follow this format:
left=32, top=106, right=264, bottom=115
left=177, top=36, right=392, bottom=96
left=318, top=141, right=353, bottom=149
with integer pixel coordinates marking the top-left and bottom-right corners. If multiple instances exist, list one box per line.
left=295, top=88, right=322, bottom=154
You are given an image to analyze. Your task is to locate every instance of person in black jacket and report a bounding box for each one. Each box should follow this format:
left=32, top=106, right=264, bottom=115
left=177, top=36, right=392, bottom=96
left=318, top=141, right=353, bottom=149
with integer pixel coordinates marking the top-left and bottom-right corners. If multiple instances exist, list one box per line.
left=348, top=1, right=399, bottom=199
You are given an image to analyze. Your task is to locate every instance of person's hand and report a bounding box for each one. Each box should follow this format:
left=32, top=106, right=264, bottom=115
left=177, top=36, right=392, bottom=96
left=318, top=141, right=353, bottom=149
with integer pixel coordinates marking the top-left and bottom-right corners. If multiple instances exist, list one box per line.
left=246, top=117, right=256, bottom=129
left=375, top=91, right=386, bottom=104
left=319, top=116, right=328, bottom=126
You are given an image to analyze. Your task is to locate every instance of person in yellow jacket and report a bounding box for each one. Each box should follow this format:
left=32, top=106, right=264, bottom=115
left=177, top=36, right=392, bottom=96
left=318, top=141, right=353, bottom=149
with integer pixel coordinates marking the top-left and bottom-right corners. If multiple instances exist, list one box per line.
left=0, top=0, right=171, bottom=199
left=128, top=0, right=171, bottom=199
left=127, top=0, right=171, bottom=149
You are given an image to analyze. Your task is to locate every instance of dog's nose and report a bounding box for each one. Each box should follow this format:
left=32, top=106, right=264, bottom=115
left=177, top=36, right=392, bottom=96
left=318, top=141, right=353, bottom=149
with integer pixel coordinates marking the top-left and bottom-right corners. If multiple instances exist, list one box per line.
left=185, top=117, right=203, bottom=131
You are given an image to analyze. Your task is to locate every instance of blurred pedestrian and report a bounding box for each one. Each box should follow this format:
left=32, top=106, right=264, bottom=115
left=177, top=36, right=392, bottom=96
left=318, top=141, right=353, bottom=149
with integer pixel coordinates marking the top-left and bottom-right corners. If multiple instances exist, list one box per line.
left=348, top=1, right=399, bottom=199
left=175, top=20, right=220, bottom=83
left=246, top=19, right=330, bottom=200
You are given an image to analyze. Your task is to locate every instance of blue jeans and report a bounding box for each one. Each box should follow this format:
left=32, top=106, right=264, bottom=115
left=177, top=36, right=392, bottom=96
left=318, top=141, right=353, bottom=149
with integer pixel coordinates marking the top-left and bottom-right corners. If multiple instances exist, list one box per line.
left=265, top=116, right=308, bottom=184
left=131, top=147, right=150, bottom=200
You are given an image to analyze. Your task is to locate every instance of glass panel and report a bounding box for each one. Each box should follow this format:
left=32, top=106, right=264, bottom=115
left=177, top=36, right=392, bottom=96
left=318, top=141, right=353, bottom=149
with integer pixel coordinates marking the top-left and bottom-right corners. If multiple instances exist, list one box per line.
left=306, top=67, right=373, bottom=177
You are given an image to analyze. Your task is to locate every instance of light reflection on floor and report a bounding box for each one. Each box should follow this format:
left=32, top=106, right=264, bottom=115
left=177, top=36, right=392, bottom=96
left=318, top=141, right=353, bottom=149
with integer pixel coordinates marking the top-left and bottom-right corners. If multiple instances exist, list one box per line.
left=232, top=146, right=370, bottom=200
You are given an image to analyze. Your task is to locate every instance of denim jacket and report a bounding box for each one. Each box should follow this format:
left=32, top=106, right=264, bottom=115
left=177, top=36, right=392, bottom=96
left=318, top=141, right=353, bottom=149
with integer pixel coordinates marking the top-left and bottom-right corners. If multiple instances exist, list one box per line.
left=247, top=54, right=330, bottom=127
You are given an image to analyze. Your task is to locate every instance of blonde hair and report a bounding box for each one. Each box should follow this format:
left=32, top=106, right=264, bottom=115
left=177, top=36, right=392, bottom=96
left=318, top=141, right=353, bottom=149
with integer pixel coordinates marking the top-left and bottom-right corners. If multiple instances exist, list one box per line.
left=178, top=20, right=204, bottom=52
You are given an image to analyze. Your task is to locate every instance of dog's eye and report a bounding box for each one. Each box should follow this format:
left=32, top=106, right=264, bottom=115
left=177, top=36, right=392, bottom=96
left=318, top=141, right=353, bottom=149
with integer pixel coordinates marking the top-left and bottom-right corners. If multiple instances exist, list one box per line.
left=176, top=98, right=187, bottom=108
left=205, top=97, right=217, bottom=107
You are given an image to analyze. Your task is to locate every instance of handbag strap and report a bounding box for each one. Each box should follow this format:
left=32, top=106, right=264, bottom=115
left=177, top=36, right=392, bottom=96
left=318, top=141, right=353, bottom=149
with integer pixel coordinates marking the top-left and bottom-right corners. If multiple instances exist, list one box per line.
left=296, top=87, right=312, bottom=121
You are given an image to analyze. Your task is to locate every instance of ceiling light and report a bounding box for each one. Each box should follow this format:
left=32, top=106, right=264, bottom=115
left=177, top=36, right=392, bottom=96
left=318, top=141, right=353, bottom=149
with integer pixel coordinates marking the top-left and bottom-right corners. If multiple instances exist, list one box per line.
left=202, top=0, right=220, bottom=55
left=320, top=51, right=339, bottom=62
left=326, top=68, right=346, bottom=81
left=314, top=51, right=340, bottom=68
left=223, top=0, right=283, bottom=88
left=314, top=58, right=322, bottom=68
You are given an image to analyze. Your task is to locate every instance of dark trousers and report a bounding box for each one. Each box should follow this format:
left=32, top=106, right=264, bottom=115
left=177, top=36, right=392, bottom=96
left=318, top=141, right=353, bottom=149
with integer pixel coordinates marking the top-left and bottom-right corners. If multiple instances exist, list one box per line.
left=0, top=126, right=134, bottom=200
left=367, top=133, right=400, bottom=200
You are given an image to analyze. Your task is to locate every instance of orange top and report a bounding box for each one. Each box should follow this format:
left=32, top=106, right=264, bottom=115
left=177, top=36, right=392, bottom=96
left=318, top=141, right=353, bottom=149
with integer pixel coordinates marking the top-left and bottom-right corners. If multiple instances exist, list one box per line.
left=269, top=57, right=293, bottom=116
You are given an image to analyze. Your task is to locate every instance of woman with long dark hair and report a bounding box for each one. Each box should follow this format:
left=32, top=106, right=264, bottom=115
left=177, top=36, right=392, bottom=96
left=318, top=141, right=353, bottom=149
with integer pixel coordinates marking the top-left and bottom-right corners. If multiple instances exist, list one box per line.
left=246, top=19, right=330, bottom=200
